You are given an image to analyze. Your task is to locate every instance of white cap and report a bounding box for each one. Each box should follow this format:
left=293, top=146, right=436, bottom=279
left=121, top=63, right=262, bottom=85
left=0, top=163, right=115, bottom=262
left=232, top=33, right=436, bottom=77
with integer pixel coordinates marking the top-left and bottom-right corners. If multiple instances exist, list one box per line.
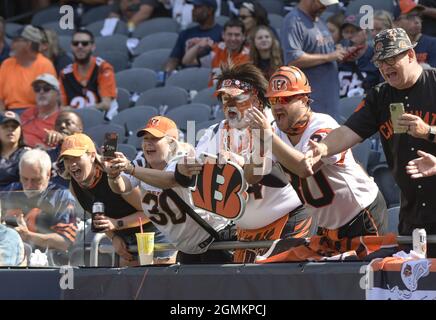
left=319, top=0, right=338, bottom=6
left=32, top=73, right=60, bottom=91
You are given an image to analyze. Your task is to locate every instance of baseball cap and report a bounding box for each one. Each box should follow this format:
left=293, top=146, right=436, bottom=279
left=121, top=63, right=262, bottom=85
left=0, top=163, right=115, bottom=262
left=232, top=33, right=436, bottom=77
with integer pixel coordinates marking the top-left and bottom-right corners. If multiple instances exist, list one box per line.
left=186, top=0, right=217, bottom=9
left=15, top=25, right=43, bottom=43
left=319, top=0, right=339, bottom=6
left=137, top=116, right=179, bottom=140
left=0, top=111, right=21, bottom=126
left=394, top=0, right=425, bottom=19
left=32, top=73, right=60, bottom=91
left=372, top=28, right=416, bottom=62
left=58, top=133, right=97, bottom=160
left=342, top=13, right=365, bottom=30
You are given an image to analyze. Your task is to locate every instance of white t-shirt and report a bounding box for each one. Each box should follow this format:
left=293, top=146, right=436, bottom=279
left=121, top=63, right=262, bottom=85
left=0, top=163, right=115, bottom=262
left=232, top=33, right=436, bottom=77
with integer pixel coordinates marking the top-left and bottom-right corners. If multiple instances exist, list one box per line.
left=126, top=156, right=228, bottom=254
left=273, top=112, right=379, bottom=229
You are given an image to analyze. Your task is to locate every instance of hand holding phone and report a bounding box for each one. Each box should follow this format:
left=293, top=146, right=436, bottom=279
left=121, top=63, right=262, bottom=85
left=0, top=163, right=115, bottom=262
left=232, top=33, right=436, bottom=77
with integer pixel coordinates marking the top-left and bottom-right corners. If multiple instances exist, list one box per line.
left=103, top=132, right=118, bottom=160
left=390, top=103, right=407, bottom=134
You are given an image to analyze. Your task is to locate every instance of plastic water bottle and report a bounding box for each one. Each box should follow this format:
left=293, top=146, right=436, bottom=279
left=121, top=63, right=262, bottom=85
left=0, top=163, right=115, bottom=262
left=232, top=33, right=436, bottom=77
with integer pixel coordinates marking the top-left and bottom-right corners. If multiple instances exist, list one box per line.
left=412, top=228, right=427, bottom=257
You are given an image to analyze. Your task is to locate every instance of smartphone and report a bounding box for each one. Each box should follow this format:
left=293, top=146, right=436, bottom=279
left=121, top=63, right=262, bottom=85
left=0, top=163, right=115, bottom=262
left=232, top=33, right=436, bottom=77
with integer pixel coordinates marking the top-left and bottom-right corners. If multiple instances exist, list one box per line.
left=103, top=132, right=118, bottom=160
left=343, top=44, right=365, bottom=62
left=4, top=215, right=18, bottom=227
left=390, top=103, right=407, bottom=134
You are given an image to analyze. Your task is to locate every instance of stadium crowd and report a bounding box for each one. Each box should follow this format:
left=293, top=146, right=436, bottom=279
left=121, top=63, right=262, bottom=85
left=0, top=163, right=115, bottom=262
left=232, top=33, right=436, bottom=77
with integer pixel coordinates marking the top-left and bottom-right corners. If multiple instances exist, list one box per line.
left=1, top=0, right=436, bottom=267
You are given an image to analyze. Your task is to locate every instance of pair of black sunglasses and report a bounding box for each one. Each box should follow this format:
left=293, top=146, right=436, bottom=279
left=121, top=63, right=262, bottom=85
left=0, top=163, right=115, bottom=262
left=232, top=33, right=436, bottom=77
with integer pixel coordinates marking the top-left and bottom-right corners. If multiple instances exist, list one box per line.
left=72, top=40, right=92, bottom=47
left=33, top=85, right=53, bottom=93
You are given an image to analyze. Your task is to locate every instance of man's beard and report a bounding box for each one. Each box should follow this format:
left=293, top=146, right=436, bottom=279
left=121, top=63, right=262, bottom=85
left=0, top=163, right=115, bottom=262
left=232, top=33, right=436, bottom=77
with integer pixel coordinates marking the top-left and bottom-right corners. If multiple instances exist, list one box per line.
left=226, top=107, right=249, bottom=129
left=74, top=51, right=92, bottom=65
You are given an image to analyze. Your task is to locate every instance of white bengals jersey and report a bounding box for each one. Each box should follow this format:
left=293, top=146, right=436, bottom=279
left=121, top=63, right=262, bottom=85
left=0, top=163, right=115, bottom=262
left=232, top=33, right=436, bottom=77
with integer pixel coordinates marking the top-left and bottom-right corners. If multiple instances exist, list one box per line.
left=196, top=120, right=302, bottom=230
left=273, top=112, right=379, bottom=230
left=126, top=156, right=229, bottom=254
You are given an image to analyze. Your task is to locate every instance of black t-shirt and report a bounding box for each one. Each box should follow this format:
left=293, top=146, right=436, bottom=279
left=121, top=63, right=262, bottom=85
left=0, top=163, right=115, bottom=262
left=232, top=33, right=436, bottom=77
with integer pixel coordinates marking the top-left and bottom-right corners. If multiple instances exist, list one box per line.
left=344, top=69, right=436, bottom=229
left=71, top=169, right=150, bottom=238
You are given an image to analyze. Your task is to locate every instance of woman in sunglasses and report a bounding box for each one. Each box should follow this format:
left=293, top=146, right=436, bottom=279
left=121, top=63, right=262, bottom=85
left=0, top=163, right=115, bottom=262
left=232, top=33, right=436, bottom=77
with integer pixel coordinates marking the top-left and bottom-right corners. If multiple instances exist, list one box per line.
left=248, top=66, right=388, bottom=244
left=238, top=1, right=269, bottom=39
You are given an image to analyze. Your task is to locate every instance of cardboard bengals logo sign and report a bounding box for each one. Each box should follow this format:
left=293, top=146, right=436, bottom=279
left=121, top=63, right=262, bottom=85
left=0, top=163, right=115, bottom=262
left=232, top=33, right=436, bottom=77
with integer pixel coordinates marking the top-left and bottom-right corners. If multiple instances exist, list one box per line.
left=191, top=153, right=248, bottom=220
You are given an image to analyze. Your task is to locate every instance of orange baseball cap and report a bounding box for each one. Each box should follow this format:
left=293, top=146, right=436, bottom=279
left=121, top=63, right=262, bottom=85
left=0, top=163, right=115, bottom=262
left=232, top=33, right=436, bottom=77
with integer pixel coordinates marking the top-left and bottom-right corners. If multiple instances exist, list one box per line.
left=58, top=133, right=97, bottom=160
left=399, top=0, right=424, bottom=15
left=136, top=116, right=179, bottom=140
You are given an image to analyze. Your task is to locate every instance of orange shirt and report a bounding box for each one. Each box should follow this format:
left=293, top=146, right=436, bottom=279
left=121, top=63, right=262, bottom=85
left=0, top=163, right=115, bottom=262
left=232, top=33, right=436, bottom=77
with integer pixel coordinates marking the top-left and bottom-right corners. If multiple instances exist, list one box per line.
left=60, top=56, right=116, bottom=108
left=208, top=42, right=251, bottom=87
left=0, top=53, right=56, bottom=110
left=21, top=107, right=59, bottom=148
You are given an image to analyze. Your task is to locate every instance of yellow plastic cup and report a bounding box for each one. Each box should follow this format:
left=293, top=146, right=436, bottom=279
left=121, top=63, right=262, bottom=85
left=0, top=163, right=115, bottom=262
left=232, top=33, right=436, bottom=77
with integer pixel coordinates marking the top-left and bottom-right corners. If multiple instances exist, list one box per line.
left=135, top=232, right=154, bottom=265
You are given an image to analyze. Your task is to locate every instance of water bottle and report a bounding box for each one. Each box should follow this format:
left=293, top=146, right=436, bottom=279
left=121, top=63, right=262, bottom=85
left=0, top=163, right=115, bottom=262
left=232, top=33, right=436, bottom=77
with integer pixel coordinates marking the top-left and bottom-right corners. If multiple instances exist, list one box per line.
left=412, top=228, right=427, bottom=257
left=91, top=202, right=106, bottom=233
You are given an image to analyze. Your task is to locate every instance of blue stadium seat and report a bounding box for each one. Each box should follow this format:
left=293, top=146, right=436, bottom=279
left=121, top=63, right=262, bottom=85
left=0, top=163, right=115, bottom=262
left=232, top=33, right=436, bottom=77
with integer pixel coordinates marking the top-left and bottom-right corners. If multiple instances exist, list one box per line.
left=257, top=0, right=284, bottom=15
left=81, top=5, right=113, bottom=26
left=132, top=18, right=179, bottom=39
left=133, top=32, right=178, bottom=56
left=73, top=108, right=105, bottom=131
left=115, top=68, right=157, bottom=94
left=117, top=143, right=137, bottom=160
left=135, top=86, right=189, bottom=111
left=338, top=95, right=364, bottom=124
left=166, top=67, right=211, bottom=92
left=387, top=206, right=400, bottom=235
left=131, top=48, right=171, bottom=71
left=32, top=6, right=62, bottom=25
left=111, top=105, right=159, bottom=135
left=166, top=104, right=211, bottom=132
left=351, top=139, right=372, bottom=171
left=5, top=23, right=23, bottom=38
left=95, top=34, right=129, bottom=56
left=97, top=51, right=129, bottom=72
left=116, top=87, right=131, bottom=111
left=192, top=86, right=220, bottom=107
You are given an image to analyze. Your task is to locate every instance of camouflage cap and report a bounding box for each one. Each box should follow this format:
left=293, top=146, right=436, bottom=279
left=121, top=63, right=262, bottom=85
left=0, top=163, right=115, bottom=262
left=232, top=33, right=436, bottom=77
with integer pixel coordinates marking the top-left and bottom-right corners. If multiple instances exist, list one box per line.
left=372, top=28, right=416, bottom=62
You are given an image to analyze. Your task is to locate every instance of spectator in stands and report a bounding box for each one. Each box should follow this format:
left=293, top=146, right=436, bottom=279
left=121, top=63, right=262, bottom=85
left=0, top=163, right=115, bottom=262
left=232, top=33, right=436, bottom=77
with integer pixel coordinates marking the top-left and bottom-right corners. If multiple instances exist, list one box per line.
left=237, top=1, right=270, bottom=39
left=39, top=28, right=73, bottom=74
left=165, top=0, right=223, bottom=72
left=110, top=0, right=171, bottom=31
left=59, top=133, right=169, bottom=266
left=0, top=25, right=56, bottom=113
left=394, top=0, right=436, bottom=68
left=183, top=18, right=249, bottom=86
left=46, top=110, right=84, bottom=189
left=249, top=25, right=283, bottom=80
left=59, top=29, right=117, bottom=118
left=338, top=14, right=381, bottom=98
left=21, top=74, right=61, bottom=149
left=281, top=0, right=346, bottom=120
left=2, top=149, right=78, bottom=257
left=0, top=17, right=10, bottom=65
left=371, top=10, right=394, bottom=41
left=0, top=111, right=29, bottom=192
left=304, top=28, right=436, bottom=257
left=0, top=224, right=26, bottom=266
left=327, top=12, right=345, bottom=45
left=105, top=116, right=233, bottom=264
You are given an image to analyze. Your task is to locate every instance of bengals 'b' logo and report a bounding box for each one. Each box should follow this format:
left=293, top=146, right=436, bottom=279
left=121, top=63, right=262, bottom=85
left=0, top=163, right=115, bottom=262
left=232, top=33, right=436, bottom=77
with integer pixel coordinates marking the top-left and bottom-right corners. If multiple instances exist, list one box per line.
left=271, top=77, right=288, bottom=92
left=191, top=154, right=248, bottom=220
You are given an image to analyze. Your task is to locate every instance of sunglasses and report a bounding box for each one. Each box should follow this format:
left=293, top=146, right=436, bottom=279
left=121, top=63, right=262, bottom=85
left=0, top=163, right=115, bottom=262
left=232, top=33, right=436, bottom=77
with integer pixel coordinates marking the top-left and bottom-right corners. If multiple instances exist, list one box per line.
left=33, top=85, right=53, bottom=93
left=268, top=96, right=301, bottom=105
left=373, top=51, right=408, bottom=68
left=72, top=40, right=92, bottom=47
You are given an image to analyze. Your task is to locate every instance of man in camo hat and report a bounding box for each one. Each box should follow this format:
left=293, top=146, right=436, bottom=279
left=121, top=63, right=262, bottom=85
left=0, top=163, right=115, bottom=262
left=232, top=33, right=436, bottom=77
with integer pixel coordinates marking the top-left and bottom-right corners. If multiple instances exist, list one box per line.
left=304, top=27, right=436, bottom=257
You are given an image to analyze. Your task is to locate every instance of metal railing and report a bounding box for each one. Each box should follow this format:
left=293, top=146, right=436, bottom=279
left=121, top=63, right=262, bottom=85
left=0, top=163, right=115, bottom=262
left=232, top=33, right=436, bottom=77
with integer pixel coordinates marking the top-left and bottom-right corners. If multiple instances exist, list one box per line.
left=88, top=234, right=436, bottom=267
